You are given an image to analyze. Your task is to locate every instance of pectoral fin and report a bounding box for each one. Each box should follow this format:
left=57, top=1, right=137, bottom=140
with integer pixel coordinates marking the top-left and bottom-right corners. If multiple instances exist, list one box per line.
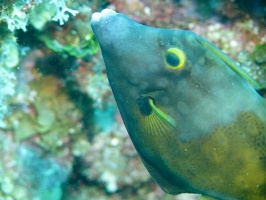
left=138, top=97, right=176, bottom=136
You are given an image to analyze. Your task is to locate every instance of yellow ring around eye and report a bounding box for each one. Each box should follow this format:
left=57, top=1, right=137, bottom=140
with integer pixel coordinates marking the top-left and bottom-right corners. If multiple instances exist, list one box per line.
left=165, top=48, right=186, bottom=69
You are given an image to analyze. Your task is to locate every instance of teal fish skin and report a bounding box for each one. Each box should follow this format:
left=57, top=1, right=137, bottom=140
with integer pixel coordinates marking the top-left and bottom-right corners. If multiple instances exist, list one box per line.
left=91, top=9, right=266, bottom=200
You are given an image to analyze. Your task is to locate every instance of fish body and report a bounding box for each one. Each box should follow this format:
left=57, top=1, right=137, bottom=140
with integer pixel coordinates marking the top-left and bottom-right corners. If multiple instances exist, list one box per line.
left=91, top=9, right=266, bottom=200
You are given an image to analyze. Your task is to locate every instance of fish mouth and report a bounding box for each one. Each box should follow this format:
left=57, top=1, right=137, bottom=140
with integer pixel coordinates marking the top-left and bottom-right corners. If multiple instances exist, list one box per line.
left=91, top=9, right=117, bottom=24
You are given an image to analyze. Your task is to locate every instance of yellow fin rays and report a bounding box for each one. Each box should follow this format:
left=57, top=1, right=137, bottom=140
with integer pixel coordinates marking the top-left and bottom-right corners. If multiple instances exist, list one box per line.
left=142, top=98, right=176, bottom=136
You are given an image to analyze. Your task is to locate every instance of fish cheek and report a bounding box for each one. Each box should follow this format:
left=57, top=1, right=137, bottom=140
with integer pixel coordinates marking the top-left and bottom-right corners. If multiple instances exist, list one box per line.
left=134, top=97, right=192, bottom=194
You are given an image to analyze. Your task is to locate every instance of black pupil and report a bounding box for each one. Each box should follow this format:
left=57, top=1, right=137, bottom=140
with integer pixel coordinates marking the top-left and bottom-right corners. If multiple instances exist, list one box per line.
left=166, top=52, right=180, bottom=67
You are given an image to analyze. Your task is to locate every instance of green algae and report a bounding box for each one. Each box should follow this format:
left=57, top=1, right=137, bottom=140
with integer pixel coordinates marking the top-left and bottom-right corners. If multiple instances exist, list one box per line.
left=39, top=33, right=99, bottom=58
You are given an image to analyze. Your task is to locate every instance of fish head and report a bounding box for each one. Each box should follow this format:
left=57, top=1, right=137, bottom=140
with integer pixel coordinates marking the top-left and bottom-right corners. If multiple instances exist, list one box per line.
left=91, top=9, right=209, bottom=128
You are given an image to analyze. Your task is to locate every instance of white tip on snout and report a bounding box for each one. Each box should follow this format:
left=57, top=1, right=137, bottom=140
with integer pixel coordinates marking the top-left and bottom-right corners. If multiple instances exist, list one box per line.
left=91, top=12, right=101, bottom=21
left=91, top=9, right=117, bottom=23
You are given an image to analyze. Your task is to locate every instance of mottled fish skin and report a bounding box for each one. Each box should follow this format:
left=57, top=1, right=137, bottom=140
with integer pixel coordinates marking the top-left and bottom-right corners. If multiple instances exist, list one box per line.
left=91, top=9, right=266, bottom=200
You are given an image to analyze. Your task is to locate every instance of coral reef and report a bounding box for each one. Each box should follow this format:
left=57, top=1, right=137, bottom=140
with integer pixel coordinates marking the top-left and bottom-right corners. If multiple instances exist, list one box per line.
left=83, top=123, right=150, bottom=193
left=0, top=129, right=70, bottom=199
left=0, top=68, right=15, bottom=128
left=0, top=0, right=79, bottom=32
left=0, top=0, right=265, bottom=200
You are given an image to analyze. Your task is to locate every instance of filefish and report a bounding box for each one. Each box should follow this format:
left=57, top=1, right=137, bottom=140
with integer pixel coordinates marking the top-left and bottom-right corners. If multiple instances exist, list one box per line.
left=91, top=9, right=266, bottom=200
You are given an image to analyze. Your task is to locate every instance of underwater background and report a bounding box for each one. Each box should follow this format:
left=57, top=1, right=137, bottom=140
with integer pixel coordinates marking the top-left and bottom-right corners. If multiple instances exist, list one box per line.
left=0, top=0, right=265, bottom=199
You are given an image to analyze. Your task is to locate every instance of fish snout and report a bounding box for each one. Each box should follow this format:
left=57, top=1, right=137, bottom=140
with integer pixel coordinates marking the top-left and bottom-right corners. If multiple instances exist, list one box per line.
left=91, top=9, right=117, bottom=24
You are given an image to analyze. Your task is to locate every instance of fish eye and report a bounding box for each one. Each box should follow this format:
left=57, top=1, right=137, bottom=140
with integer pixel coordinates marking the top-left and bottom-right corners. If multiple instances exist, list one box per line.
left=164, top=48, right=186, bottom=69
